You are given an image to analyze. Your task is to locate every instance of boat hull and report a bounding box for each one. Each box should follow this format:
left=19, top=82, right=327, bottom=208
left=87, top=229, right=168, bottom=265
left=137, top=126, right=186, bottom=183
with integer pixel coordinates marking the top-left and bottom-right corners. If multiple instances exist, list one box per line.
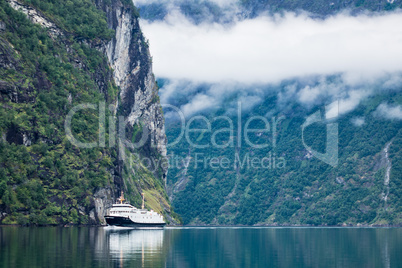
left=105, top=216, right=166, bottom=228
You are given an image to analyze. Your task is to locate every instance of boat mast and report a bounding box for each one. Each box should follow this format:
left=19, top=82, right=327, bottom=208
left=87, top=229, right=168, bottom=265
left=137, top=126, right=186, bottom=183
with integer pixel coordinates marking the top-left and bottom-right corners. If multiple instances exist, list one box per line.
left=117, top=191, right=125, bottom=204
left=141, top=193, right=145, bottom=209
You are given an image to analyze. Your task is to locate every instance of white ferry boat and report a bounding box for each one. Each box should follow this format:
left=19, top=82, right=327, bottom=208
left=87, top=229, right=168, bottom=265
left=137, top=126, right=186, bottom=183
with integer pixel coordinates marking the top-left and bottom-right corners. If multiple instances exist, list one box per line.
left=104, top=192, right=166, bottom=228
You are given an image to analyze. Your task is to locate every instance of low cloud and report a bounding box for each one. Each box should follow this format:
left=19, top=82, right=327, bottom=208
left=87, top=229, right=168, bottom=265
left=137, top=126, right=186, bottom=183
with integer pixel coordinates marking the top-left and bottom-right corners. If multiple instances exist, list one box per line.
left=325, top=89, right=372, bottom=117
left=140, top=9, right=402, bottom=118
left=161, top=80, right=267, bottom=117
left=142, top=11, right=402, bottom=84
left=351, top=117, right=365, bottom=127
left=180, top=93, right=218, bottom=116
left=374, top=103, right=402, bottom=120
left=160, top=74, right=402, bottom=119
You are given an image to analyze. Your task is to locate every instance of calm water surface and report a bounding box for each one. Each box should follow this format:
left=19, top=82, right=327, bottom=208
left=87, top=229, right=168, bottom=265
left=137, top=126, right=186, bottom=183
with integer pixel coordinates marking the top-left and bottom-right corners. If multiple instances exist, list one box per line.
left=0, top=226, right=400, bottom=267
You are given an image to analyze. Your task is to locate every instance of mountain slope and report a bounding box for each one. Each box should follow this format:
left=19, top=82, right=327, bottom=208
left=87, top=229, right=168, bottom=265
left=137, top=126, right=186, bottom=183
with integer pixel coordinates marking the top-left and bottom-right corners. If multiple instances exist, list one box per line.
left=0, top=0, right=178, bottom=225
left=164, top=79, right=402, bottom=226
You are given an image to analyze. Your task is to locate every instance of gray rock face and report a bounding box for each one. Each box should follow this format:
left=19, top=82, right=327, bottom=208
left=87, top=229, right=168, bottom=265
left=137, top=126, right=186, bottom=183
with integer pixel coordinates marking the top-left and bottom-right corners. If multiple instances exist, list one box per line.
left=91, top=188, right=114, bottom=225
left=96, top=0, right=168, bottom=178
left=0, top=21, right=5, bottom=32
left=7, top=0, right=62, bottom=38
left=0, top=38, right=19, bottom=70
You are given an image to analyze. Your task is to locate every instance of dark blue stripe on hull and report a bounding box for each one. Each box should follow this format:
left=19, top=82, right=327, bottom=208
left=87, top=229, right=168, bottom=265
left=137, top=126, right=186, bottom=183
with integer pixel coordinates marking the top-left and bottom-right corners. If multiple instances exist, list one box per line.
left=105, top=216, right=166, bottom=228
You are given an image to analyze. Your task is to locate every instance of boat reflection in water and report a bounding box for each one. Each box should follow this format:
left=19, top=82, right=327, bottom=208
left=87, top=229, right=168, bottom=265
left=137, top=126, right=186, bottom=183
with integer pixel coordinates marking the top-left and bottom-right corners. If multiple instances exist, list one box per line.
left=96, top=227, right=167, bottom=267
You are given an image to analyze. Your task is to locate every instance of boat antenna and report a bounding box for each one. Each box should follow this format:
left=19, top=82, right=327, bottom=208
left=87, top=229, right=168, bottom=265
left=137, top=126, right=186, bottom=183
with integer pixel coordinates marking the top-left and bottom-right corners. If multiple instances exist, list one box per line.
left=141, top=193, right=145, bottom=209
left=118, top=191, right=125, bottom=204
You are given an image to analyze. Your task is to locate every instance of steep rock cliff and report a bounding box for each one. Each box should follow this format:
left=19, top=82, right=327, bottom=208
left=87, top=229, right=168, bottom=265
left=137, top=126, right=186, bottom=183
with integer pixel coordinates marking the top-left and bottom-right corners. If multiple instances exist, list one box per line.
left=98, top=0, right=167, bottom=172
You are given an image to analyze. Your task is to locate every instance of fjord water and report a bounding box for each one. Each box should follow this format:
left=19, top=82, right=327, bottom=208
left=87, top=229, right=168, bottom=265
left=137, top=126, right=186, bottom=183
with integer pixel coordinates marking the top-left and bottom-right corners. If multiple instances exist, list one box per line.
left=0, top=227, right=400, bottom=267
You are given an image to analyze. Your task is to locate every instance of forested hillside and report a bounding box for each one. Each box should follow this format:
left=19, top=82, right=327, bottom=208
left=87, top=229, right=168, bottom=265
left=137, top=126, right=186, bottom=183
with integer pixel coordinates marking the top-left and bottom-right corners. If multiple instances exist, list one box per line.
left=164, top=79, right=402, bottom=226
left=0, top=0, right=177, bottom=225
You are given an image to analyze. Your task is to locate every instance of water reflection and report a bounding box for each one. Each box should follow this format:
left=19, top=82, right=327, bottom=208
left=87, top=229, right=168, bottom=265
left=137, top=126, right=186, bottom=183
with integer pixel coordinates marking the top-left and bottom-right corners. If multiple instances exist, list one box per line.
left=96, top=227, right=165, bottom=267
left=0, top=227, right=400, bottom=267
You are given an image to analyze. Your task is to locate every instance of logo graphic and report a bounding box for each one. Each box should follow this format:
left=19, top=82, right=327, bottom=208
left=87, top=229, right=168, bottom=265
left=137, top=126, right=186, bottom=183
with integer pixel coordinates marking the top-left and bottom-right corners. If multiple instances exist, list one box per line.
left=301, top=101, right=339, bottom=167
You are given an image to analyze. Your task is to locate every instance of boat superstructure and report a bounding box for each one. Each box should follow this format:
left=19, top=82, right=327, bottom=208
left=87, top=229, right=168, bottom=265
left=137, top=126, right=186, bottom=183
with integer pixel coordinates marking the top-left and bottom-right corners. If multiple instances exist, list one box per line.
left=104, top=192, right=165, bottom=228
